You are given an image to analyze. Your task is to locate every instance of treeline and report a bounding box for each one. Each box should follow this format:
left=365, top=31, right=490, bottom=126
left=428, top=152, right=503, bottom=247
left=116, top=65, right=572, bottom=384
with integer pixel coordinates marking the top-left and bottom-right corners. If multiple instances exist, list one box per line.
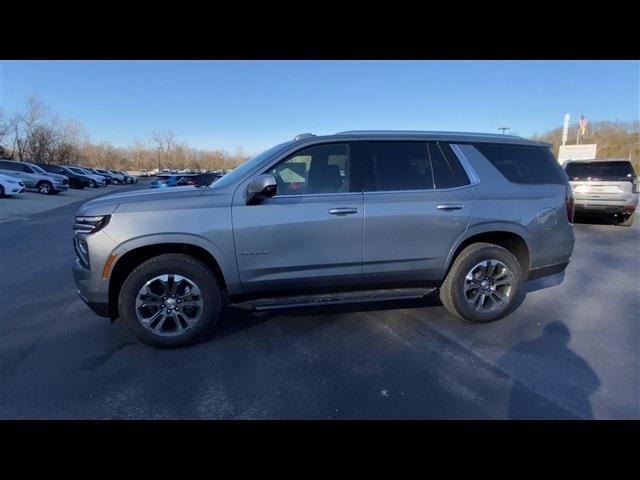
left=531, top=120, right=640, bottom=170
left=0, top=96, right=249, bottom=171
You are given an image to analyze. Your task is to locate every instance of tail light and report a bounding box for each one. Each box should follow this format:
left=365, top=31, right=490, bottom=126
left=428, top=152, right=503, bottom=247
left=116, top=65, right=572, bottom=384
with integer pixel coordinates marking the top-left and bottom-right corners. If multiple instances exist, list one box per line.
left=566, top=185, right=575, bottom=223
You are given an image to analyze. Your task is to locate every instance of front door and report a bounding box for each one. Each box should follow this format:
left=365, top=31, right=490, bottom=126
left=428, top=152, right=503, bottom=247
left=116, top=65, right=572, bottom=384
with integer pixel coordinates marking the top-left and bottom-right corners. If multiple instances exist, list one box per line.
left=232, top=142, right=364, bottom=294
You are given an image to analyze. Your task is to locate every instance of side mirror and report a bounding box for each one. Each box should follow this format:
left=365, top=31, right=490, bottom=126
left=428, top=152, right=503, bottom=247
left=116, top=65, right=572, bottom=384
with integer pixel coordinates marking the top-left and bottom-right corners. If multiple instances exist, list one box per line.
left=246, top=174, right=277, bottom=205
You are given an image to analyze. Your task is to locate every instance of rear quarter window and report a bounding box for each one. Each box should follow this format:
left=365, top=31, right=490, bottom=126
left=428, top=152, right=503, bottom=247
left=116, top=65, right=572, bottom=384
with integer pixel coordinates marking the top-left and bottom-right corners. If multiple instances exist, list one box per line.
left=473, top=143, right=567, bottom=185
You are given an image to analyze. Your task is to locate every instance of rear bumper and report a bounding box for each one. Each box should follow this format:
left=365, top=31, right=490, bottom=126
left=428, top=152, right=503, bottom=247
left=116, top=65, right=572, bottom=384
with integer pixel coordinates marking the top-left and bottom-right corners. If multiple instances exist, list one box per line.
left=575, top=203, right=636, bottom=214
left=574, top=194, right=638, bottom=214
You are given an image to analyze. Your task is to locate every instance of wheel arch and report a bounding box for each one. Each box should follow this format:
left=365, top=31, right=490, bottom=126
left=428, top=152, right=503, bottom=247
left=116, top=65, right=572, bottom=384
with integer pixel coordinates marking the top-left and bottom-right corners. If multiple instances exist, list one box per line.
left=444, top=224, right=532, bottom=281
left=108, top=240, right=229, bottom=321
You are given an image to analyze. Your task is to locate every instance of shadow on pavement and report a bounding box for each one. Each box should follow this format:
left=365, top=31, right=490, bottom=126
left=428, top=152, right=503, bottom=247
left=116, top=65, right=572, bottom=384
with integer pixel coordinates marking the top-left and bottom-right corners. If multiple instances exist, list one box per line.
left=497, top=321, right=600, bottom=419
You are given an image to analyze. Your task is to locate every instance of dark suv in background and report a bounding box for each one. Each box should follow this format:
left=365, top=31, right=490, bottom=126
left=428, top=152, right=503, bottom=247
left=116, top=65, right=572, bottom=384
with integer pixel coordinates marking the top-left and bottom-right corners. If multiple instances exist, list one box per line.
left=73, top=131, right=575, bottom=348
left=36, top=163, right=91, bottom=189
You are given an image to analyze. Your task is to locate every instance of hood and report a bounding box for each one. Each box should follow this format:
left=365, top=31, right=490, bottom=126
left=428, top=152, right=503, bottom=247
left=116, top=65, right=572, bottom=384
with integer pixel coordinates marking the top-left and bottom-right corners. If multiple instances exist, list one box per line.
left=76, top=185, right=206, bottom=216
left=1, top=173, right=23, bottom=183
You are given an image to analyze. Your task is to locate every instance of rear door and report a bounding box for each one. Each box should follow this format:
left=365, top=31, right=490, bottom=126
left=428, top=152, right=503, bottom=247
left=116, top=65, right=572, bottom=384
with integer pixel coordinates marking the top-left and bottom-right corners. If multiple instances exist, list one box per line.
left=362, top=141, right=475, bottom=285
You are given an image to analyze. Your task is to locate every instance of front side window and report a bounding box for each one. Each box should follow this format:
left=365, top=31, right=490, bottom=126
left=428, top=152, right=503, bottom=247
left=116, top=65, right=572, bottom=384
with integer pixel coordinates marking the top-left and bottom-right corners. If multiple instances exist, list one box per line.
left=267, top=143, right=351, bottom=196
left=370, top=142, right=433, bottom=191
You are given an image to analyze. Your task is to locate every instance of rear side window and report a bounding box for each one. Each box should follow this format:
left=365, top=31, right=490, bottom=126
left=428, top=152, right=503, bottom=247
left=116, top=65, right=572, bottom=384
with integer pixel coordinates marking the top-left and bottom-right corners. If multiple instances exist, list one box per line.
left=371, top=142, right=433, bottom=191
left=565, top=161, right=635, bottom=181
left=428, top=142, right=470, bottom=188
left=474, top=144, right=566, bottom=185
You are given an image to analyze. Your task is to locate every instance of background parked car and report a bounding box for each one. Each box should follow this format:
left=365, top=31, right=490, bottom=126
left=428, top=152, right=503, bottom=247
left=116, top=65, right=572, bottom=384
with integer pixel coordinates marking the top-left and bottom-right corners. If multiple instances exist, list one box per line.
left=67, top=166, right=106, bottom=187
left=178, top=172, right=223, bottom=187
left=150, top=174, right=192, bottom=188
left=92, top=169, right=121, bottom=184
left=82, top=167, right=112, bottom=185
left=35, top=163, right=90, bottom=189
left=139, top=169, right=150, bottom=177
left=103, top=170, right=126, bottom=184
left=563, top=158, right=639, bottom=226
left=0, top=173, right=26, bottom=197
left=117, top=171, right=137, bottom=184
left=0, top=159, right=69, bottom=195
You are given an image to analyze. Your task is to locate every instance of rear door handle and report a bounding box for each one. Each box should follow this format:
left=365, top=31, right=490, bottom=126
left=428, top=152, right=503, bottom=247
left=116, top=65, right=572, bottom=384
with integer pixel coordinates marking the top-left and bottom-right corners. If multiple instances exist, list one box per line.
left=436, top=204, right=463, bottom=211
left=329, top=207, right=358, bottom=215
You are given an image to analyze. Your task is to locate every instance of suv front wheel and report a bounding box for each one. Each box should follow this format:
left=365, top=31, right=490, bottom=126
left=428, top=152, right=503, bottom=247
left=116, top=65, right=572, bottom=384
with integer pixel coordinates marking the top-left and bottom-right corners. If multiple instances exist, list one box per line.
left=440, top=243, right=523, bottom=323
left=119, top=253, right=222, bottom=348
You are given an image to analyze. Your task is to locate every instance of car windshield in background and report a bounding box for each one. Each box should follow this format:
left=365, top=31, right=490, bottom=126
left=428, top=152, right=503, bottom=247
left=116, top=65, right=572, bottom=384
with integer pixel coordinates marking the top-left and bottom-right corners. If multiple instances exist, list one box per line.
left=565, top=161, right=636, bottom=181
left=30, top=164, right=48, bottom=174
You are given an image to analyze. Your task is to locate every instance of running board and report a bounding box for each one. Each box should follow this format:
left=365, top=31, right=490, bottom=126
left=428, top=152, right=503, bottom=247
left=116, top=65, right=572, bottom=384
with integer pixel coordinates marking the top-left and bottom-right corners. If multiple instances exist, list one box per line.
left=232, top=288, right=436, bottom=311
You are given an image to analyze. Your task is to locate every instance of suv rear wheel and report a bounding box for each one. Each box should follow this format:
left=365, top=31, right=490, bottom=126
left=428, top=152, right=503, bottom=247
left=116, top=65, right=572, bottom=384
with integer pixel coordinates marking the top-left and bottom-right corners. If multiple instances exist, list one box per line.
left=440, top=242, right=523, bottom=323
left=119, top=253, right=222, bottom=348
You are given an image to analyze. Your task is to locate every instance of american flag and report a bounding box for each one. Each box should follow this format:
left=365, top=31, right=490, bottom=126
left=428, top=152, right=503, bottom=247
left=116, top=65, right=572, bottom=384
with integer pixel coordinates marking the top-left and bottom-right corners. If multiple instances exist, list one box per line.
left=579, top=114, right=587, bottom=129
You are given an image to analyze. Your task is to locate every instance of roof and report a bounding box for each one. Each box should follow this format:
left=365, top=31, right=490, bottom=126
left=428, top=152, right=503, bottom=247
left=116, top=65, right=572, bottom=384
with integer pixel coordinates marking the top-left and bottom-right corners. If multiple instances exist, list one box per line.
left=293, top=130, right=550, bottom=147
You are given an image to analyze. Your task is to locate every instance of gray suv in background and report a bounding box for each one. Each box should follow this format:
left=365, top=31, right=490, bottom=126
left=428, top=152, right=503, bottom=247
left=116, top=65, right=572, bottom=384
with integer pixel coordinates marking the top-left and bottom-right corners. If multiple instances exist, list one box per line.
left=73, top=131, right=575, bottom=348
left=0, top=159, right=69, bottom=194
left=563, top=158, right=638, bottom=226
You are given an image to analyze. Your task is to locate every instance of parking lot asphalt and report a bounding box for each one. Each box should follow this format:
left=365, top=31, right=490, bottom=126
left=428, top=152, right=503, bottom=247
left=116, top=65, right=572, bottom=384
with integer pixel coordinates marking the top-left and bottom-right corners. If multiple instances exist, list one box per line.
left=0, top=187, right=638, bottom=419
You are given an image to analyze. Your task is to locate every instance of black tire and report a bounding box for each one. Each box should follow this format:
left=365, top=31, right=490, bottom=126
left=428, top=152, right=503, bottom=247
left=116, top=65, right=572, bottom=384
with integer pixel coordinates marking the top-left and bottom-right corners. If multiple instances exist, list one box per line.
left=36, top=181, right=53, bottom=195
left=90, top=180, right=97, bottom=188
left=118, top=253, right=222, bottom=348
left=0, top=185, right=4, bottom=197
left=439, top=242, right=523, bottom=323
left=618, top=211, right=635, bottom=227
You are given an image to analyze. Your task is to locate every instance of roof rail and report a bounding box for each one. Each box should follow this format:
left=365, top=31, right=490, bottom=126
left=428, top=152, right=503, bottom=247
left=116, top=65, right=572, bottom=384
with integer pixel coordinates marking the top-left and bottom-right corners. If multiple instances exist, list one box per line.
left=294, top=133, right=316, bottom=141
left=334, top=129, right=522, bottom=139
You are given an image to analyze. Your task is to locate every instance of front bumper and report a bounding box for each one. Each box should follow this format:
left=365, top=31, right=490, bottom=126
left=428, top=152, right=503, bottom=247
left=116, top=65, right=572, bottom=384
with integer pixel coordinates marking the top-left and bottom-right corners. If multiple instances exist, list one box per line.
left=73, top=257, right=111, bottom=318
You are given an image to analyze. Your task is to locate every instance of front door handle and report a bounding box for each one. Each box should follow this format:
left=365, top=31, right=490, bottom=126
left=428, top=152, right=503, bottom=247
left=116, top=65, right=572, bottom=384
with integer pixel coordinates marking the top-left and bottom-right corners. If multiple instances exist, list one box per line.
left=329, top=207, right=358, bottom=215
left=436, top=204, right=463, bottom=211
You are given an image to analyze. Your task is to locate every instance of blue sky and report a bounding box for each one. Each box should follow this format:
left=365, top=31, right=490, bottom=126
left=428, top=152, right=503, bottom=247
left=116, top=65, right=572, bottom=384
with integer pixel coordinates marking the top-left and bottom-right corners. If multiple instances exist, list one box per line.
left=1, top=60, right=638, bottom=155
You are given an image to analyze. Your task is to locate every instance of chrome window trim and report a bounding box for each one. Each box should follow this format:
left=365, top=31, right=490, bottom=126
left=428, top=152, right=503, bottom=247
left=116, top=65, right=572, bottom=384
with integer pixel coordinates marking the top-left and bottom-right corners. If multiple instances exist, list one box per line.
left=450, top=144, right=480, bottom=185
left=363, top=184, right=475, bottom=195
left=271, top=191, right=361, bottom=199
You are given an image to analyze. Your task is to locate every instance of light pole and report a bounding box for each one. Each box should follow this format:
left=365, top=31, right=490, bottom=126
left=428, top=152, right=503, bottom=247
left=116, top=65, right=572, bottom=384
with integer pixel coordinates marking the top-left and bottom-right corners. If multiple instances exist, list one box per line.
left=156, top=147, right=161, bottom=172
left=498, top=127, right=510, bottom=135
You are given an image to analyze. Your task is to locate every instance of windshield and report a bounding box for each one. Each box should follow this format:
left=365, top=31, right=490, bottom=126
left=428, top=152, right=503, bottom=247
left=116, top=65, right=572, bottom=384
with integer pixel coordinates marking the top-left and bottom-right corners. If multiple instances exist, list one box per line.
left=69, top=167, right=84, bottom=174
left=211, top=141, right=294, bottom=189
left=30, top=164, right=47, bottom=174
left=565, top=161, right=635, bottom=181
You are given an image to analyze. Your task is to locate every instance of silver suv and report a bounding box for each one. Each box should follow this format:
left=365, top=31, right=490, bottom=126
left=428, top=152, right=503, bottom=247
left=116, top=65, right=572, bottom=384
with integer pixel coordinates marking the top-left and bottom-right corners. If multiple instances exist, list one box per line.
left=563, top=158, right=638, bottom=226
left=73, top=131, right=575, bottom=348
left=0, top=159, right=69, bottom=194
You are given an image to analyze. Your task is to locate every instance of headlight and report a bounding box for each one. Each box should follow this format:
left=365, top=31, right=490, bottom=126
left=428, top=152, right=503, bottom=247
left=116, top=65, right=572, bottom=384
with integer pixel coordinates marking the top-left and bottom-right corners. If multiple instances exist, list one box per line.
left=73, top=215, right=111, bottom=235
